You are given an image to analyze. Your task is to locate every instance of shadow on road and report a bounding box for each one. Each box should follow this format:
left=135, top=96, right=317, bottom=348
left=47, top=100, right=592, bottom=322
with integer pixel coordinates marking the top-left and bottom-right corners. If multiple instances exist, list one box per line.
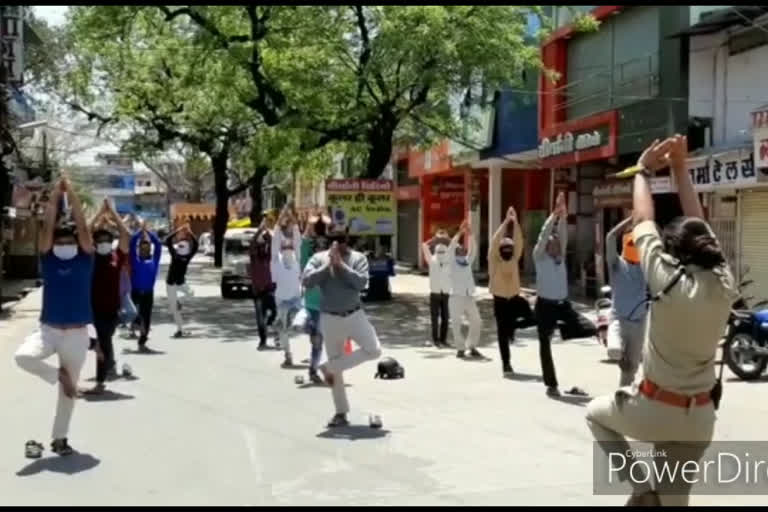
left=316, top=426, right=391, bottom=441
left=122, top=348, right=167, bottom=356
left=504, top=372, right=543, bottom=383
left=79, top=390, right=136, bottom=402
left=16, top=453, right=101, bottom=477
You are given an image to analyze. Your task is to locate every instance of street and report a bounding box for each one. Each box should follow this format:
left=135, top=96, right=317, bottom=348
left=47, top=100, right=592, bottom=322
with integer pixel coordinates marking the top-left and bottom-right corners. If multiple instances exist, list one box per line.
left=1, top=257, right=767, bottom=506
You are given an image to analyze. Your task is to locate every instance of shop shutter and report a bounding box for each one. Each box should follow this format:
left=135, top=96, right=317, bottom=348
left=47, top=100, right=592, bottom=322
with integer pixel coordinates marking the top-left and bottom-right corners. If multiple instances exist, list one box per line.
left=740, top=191, right=768, bottom=302
left=710, top=218, right=737, bottom=269
left=396, top=200, right=419, bottom=266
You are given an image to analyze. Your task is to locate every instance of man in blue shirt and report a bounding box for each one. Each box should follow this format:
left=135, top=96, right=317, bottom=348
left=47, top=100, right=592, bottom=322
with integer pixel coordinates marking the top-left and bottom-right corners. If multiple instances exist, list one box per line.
left=605, top=216, right=648, bottom=386
left=533, top=192, right=596, bottom=398
left=15, top=176, right=94, bottom=457
left=130, top=222, right=163, bottom=352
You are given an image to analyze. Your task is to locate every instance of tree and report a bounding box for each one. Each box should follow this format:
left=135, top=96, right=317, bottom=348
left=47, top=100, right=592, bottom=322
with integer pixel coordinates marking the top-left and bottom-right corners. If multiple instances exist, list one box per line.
left=149, top=6, right=595, bottom=179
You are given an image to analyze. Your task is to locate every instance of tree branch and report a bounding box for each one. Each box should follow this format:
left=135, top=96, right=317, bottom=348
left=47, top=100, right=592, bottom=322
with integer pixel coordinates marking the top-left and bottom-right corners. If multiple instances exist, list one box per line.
left=155, top=6, right=250, bottom=47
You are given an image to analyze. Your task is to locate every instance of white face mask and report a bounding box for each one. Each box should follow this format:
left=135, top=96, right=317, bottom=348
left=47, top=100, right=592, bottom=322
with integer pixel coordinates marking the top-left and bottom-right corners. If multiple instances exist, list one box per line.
left=96, top=242, right=113, bottom=255
left=53, top=244, right=78, bottom=260
left=435, top=244, right=448, bottom=264
left=176, top=242, right=191, bottom=256
left=281, top=249, right=295, bottom=268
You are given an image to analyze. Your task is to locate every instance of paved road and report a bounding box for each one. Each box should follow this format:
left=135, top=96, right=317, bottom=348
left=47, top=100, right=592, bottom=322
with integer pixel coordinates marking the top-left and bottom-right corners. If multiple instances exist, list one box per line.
left=1, top=257, right=767, bottom=505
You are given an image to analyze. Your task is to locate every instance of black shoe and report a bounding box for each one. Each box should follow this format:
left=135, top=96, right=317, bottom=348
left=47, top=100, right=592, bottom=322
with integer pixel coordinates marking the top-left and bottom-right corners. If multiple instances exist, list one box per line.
left=309, top=370, right=323, bottom=385
left=469, top=348, right=483, bottom=358
left=257, top=342, right=267, bottom=351
left=51, top=438, right=74, bottom=456
left=546, top=386, right=561, bottom=398
left=172, top=330, right=184, bottom=339
left=456, top=350, right=466, bottom=359
left=327, top=413, right=350, bottom=428
left=503, top=365, right=514, bottom=377
left=138, top=345, right=151, bottom=354
left=281, top=355, right=293, bottom=368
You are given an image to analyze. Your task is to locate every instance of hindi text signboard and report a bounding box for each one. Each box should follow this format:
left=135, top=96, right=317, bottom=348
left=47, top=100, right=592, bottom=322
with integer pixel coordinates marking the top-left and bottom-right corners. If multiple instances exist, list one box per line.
left=326, top=179, right=395, bottom=236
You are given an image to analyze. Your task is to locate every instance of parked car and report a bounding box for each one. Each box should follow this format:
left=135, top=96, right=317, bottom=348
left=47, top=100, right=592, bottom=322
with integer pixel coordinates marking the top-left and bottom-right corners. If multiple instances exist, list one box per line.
left=200, top=232, right=214, bottom=257
left=220, top=228, right=257, bottom=298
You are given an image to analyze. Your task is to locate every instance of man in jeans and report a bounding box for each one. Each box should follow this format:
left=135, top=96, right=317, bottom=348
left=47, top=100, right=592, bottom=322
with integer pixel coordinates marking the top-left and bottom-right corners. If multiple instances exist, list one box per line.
left=15, top=176, right=94, bottom=457
left=533, top=192, right=596, bottom=397
left=303, top=228, right=382, bottom=428
left=301, top=211, right=329, bottom=384
left=129, top=223, right=163, bottom=352
left=83, top=199, right=130, bottom=395
left=250, top=221, right=275, bottom=350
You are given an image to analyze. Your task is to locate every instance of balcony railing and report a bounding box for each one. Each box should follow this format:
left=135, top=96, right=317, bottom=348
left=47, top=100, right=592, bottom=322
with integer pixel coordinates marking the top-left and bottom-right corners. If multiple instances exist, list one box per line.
left=553, top=53, right=660, bottom=121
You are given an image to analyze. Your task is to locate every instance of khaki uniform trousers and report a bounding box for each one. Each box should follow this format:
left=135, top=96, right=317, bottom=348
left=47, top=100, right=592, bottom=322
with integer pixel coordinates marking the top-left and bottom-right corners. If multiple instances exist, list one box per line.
left=586, top=385, right=715, bottom=506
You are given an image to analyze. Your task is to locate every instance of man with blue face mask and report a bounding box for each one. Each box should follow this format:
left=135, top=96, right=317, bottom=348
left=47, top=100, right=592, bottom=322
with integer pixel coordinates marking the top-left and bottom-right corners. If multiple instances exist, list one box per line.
left=448, top=220, right=483, bottom=359
left=15, top=176, right=94, bottom=458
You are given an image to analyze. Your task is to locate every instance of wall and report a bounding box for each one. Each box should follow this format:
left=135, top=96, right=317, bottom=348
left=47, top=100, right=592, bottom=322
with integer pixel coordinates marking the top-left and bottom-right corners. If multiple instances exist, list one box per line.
left=724, top=43, right=768, bottom=144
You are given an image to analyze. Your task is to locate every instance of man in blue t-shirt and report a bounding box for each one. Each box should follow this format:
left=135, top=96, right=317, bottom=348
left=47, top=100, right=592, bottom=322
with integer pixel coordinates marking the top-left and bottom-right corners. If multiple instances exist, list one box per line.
left=15, top=176, right=94, bottom=457
left=129, top=222, right=162, bottom=352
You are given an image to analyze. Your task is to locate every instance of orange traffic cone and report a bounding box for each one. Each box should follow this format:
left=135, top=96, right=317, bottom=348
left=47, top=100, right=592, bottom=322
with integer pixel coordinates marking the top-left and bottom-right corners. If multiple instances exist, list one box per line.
left=344, top=338, right=353, bottom=355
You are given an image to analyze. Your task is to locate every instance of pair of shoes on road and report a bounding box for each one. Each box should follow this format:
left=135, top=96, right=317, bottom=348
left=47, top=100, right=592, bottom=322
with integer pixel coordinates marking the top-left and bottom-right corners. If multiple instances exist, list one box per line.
left=26, top=438, right=74, bottom=458
left=457, top=348, right=483, bottom=359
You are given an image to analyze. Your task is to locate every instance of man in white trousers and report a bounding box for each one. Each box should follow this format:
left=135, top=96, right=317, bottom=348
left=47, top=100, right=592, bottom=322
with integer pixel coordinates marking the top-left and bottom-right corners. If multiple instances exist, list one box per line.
left=15, top=176, right=94, bottom=457
left=164, top=223, right=198, bottom=338
left=303, top=227, right=382, bottom=428
left=448, top=220, right=483, bottom=359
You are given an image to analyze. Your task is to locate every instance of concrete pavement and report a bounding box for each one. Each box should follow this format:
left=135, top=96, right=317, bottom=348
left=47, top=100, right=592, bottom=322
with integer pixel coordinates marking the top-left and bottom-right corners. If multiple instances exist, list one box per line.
left=1, top=257, right=767, bottom=505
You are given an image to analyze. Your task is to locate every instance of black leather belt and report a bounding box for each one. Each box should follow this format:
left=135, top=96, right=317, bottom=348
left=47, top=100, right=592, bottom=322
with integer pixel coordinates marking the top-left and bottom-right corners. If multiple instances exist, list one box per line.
left=326, top=306, right=361, bottom=317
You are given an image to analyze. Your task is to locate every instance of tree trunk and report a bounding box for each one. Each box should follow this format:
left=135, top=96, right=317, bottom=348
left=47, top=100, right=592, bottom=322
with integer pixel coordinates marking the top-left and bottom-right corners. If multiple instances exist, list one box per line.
left=248, top=168, right=266, bottom=227
left=363, top=123, right=395, bottom=179
left=212, top=153, right=230, bottom=268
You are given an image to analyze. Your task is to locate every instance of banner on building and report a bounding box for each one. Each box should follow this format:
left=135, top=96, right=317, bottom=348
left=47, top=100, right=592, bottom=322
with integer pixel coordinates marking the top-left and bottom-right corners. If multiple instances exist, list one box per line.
left=686, top=148, right=755, bottom=192
left=326, top=179, right=395, bottom=235
left=754, top=126, right=768, bottom=171
left=1, top=6, right=24, bottom=84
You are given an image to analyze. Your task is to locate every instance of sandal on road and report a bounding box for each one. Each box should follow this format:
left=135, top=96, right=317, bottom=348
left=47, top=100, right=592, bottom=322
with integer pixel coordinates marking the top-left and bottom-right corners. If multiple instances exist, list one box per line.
left=25, top=440, right=43, bottom=459
left=565, top=386, right=588, bottom=397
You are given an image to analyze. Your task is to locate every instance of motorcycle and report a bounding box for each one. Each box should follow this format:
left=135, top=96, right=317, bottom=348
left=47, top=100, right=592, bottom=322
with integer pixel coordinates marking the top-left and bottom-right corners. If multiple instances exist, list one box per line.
left=595, top=285, right=621, bottom=361
left=722, top=266, right=768, bottom=381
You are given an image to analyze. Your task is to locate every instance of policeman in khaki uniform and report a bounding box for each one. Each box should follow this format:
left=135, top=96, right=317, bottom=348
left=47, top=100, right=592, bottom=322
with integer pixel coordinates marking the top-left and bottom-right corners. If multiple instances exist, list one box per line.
left=586, top=135, right=737, bottom=506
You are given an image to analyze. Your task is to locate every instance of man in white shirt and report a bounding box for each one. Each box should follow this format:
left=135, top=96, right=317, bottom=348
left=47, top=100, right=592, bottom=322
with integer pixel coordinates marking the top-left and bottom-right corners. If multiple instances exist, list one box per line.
left=422, top=229, right=452, bottom=348
left=448, top=220, right=483, bottom=359
left=271, top=207, right=303, bottom=367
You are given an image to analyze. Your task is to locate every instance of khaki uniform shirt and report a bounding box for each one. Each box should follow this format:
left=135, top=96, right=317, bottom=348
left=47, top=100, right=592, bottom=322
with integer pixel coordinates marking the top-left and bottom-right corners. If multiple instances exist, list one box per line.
left=488, top=219, right=524, bottom=299
left=633, top=220, right=736, bottom=395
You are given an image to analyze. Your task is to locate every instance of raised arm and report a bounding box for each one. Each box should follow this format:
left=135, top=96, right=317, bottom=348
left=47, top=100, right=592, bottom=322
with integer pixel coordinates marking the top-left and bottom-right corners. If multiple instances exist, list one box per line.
left=466, top=231, right=477, bottom=265
left=188, top=228, right=199, bottom=256
left=39, top=181, right=63, bottom=254
left=421, top=237, right=434, bottom=264
left=533, top=214, right=557, bottom=259
left=303, top=253, right=331, bottom=289
left=148, top=230, right=163, bottom=266
left=336, top=252, right=370, bottom=291
left=669, top=135, right=704, bottom=219
left=104, top=200, right=131, bottom=254
left=130, top=231, right=142, bottom=263
left=67, top=180, right=94, bottom=254
left=605, top=217, right=633, bottom=269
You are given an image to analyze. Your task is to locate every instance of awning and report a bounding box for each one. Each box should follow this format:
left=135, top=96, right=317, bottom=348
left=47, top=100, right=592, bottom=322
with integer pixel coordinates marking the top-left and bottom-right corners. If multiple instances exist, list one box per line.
left=170, top=202, right=235, bottom=222
left=667, top=7, right=768, bottom=38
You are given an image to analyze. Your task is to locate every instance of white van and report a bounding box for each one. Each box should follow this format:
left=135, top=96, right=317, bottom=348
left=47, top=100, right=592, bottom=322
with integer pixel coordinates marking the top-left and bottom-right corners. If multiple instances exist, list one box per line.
left=220, top=228, right=258, bottom=298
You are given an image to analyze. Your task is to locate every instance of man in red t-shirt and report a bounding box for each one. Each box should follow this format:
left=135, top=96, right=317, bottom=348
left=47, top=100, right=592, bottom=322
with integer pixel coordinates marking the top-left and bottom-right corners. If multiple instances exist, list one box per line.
left=83, top=200, right=131, bottom=395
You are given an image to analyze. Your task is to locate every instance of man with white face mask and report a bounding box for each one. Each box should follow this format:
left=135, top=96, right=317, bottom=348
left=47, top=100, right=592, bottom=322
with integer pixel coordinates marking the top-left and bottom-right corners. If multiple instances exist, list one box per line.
left=422, top=229, right=452, bottom=348
left=15, top=176, right=94, bottom=458
left=448, top=220, right=483, bottom=359
left=271, top=206, right=303, bottom=367
left=82, top=199, right=130, bottom=395
left=165, top=223, right=199, bottom=338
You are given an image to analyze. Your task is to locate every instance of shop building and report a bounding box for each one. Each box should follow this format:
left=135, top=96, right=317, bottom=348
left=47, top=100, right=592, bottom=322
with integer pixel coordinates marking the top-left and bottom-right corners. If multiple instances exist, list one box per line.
left=676, top=6, right=768, bottom=295
left=539, top=5, right=693, bottom=296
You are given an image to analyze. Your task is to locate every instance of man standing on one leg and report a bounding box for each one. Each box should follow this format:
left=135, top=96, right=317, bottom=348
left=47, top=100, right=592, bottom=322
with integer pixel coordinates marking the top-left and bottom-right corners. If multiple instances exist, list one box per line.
left=489, top=206, right=534, bottom=377
left=15, top=176, right=94, bottom=456
left=304, top=228, right=382, bottom=428
left=130, top=223, right=162, bottom=352
left=533, top=192, right=597, bottom=398
left=605, top=215, right=648, bottom=386
left=422, top=230, right=451, bottom=348
left=448, top=220, right=483, bottom=360
left=83, top=199, right=130, bottom=395
left=165, top=223, right=199, bottom=338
